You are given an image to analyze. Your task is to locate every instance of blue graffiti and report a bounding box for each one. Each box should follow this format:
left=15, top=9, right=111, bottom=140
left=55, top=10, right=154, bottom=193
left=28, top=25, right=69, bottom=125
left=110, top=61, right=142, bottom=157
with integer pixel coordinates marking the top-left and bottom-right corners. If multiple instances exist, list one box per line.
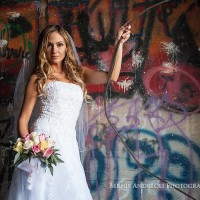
left=86, top=127, right=200, bottom=200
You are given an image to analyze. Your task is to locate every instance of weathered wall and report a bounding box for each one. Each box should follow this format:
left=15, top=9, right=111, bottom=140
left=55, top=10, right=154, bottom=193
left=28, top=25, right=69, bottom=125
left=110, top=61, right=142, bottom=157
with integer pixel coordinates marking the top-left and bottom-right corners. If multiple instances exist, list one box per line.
left=0, top=0, right=200, bottom=200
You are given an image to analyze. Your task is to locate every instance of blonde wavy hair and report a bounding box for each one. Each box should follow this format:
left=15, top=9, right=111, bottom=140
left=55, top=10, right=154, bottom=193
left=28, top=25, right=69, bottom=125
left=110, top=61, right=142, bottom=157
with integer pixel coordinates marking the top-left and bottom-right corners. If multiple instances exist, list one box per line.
left=33, top=25, right=86, bottom=98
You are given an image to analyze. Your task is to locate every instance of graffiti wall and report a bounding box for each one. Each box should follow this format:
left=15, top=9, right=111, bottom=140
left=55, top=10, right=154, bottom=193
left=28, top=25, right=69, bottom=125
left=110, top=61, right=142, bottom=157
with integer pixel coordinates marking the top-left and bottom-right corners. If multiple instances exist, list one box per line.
left=0, top=0, right=200, bottom=199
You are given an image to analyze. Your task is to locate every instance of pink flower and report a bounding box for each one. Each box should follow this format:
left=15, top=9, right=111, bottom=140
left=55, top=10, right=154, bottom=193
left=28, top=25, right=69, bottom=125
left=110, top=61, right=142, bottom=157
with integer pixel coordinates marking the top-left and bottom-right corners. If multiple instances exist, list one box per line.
left=23, top=134, right=31, bottom=141
left=39, top=133, right=46, bottom=142
left=43, top=147, right=53, bottom=159
left=32, top=145, right=40, bottom=154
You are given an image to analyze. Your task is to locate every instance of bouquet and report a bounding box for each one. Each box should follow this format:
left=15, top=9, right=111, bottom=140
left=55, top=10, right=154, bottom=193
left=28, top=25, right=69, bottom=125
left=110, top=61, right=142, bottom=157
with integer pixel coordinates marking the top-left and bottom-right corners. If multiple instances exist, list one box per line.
left=11, top=132, right=64, bottom=175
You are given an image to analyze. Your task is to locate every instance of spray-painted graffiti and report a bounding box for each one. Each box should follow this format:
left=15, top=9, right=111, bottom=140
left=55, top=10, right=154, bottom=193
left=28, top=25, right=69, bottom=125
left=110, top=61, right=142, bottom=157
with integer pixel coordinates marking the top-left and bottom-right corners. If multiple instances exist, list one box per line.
left=85, top=94, right=200, bottom=199
left=0, top=0, right=199, bottom=200
left=0, top=46, right=30, bottom=60
left=0, top=1, right=199, bottom=102
left=143, top=66, right=200, bottom=113
left=0, top=4, right=35, bottom=101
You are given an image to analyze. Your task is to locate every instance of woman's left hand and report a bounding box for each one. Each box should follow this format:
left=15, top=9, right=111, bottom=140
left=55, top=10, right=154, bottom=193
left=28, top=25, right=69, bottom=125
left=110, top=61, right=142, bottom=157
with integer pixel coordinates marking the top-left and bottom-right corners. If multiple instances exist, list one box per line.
left=115, top=24, right=131, bottom=45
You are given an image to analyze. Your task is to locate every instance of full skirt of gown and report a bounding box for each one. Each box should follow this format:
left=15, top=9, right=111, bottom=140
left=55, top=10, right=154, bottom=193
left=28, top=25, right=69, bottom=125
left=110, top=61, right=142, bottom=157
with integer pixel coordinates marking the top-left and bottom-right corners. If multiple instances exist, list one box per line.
left=5, top=81, right=93, bottom=200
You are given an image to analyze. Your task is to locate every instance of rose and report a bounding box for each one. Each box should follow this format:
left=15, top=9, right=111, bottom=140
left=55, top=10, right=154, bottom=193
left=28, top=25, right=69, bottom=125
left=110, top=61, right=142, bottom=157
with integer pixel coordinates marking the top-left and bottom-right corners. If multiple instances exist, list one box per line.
left=46, top=138, right=55, bottom=148
left=43, top=147, right=53, bottom=159
left=16, top=138, right=23, bottom=143
left=13, top=141, right=23, bottom=152
left=23, top=140, right=34, bottom=150
left=11, top=133, right=64, bottom=176
left=31, top=132, right=40, bottom=145
left=23, top=134, right=32, bottom=141
left=40, top=140, right=48, bottom=151
left=32, top=145, right=40, bottom=154
left=39, top=133, right=46, bottom=142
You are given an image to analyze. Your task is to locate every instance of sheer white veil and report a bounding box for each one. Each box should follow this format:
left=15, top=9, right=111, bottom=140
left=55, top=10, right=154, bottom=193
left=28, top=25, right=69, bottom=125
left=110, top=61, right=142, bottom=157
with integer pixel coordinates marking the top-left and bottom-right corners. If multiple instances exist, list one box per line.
left=12, top=32, right=88, bottom=163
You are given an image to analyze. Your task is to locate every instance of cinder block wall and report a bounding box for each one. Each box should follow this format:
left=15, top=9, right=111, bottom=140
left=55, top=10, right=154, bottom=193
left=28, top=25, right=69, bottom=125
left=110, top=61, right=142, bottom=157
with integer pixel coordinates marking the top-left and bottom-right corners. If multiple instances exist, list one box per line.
left=0, top=1, right=200, bottom=200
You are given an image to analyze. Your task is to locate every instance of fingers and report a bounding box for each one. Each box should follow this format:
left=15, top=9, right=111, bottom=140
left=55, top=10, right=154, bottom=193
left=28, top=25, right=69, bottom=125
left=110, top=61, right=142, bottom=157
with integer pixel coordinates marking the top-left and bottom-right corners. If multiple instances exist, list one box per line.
left=115, top=25, right=131, bottom=45
left=118, top=24, right=131, bottom=34
left=120, top=25, right=131, bottom=43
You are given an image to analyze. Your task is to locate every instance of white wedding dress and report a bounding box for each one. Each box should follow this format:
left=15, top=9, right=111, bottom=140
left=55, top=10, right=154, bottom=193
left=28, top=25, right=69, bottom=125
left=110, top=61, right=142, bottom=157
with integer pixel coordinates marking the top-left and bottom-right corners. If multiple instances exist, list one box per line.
left=6, top=81, right=93, bottom=200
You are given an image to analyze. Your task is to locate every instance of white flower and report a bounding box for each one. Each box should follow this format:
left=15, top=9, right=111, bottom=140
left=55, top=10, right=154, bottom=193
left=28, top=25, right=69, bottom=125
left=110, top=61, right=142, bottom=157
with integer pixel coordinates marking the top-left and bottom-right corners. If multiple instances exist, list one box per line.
left=16, top=138, right=23, bottom=143
left=46, top=138, right=55, bottom=148
left=31, top=132, right=40, bottom=145
left=23, top=140, right=34, bottom=150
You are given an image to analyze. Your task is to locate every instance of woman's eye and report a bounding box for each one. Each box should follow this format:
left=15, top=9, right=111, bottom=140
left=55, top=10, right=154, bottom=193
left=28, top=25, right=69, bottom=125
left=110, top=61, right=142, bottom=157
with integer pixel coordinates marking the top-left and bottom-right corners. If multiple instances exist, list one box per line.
left=47, top=43, right=52, bottom=48
left=57, top=43, right=63, bottom=47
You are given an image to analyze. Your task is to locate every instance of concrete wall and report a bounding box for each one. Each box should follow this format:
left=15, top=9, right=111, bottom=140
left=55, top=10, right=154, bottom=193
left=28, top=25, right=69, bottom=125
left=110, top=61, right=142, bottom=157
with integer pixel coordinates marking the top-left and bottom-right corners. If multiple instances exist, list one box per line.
left=0, top=0, right=200, bottom=199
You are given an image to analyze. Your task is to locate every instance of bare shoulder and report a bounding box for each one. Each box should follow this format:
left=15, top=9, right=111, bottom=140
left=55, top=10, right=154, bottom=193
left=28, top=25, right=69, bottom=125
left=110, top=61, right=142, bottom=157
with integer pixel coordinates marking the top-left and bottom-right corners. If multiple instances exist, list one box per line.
left=82, top=66, right=88, bottom=72
left=26, top=74, right=38, bottom=92
left=81, top=66, right=90, bottom=77
left=81, top=66, right=93, bottom=79
left=29, top=74, right=37, bottom=83
left=82, top=66, right=94, bottom=74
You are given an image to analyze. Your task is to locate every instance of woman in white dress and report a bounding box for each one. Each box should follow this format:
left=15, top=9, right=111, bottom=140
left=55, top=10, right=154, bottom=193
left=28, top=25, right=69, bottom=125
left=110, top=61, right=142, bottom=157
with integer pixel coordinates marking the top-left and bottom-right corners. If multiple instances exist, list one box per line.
left=6, top=24, right=131, bottom=200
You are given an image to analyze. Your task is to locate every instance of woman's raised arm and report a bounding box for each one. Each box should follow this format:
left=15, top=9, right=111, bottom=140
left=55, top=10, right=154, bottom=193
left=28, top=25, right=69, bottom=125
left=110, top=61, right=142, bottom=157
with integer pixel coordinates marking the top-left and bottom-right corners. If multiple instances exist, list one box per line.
left=83, top=25, right=131, bottom=84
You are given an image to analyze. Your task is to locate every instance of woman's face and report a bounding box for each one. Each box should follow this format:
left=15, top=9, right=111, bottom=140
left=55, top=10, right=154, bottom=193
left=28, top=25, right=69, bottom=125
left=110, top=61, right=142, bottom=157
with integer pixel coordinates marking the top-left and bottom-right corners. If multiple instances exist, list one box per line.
left=46, top=31, right=67, bottom=66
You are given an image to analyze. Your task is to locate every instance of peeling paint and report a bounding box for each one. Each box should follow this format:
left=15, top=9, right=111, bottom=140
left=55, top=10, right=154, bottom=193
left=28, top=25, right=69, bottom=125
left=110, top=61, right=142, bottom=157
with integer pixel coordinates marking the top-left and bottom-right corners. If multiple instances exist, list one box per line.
left=117, top=79, right=133, bottom=93
left=161, top=42, right=180, bottom=63
left=132, top=51, right=144, bottom=69
left=8, top=12, right=20, bottom=19
left=0, top=40, right=8, bottom=48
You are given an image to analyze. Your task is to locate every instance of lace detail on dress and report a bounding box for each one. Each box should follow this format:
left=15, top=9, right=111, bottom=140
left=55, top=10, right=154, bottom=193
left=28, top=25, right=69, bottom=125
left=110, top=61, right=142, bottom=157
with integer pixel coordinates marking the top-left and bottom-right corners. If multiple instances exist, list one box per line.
left=31, top=81, right=83, bottom=136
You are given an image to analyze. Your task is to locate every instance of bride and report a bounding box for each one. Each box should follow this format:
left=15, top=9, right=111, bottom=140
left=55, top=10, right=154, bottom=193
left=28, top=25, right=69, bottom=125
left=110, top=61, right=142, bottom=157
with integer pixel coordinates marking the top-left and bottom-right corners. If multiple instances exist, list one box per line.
left=5, top=24, right=131, bottom=200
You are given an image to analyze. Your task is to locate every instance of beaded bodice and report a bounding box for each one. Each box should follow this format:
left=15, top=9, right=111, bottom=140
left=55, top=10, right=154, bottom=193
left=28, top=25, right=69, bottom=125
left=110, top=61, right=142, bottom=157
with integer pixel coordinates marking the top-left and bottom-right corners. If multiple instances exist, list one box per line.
left=32, top=81, right=83, bottom=135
